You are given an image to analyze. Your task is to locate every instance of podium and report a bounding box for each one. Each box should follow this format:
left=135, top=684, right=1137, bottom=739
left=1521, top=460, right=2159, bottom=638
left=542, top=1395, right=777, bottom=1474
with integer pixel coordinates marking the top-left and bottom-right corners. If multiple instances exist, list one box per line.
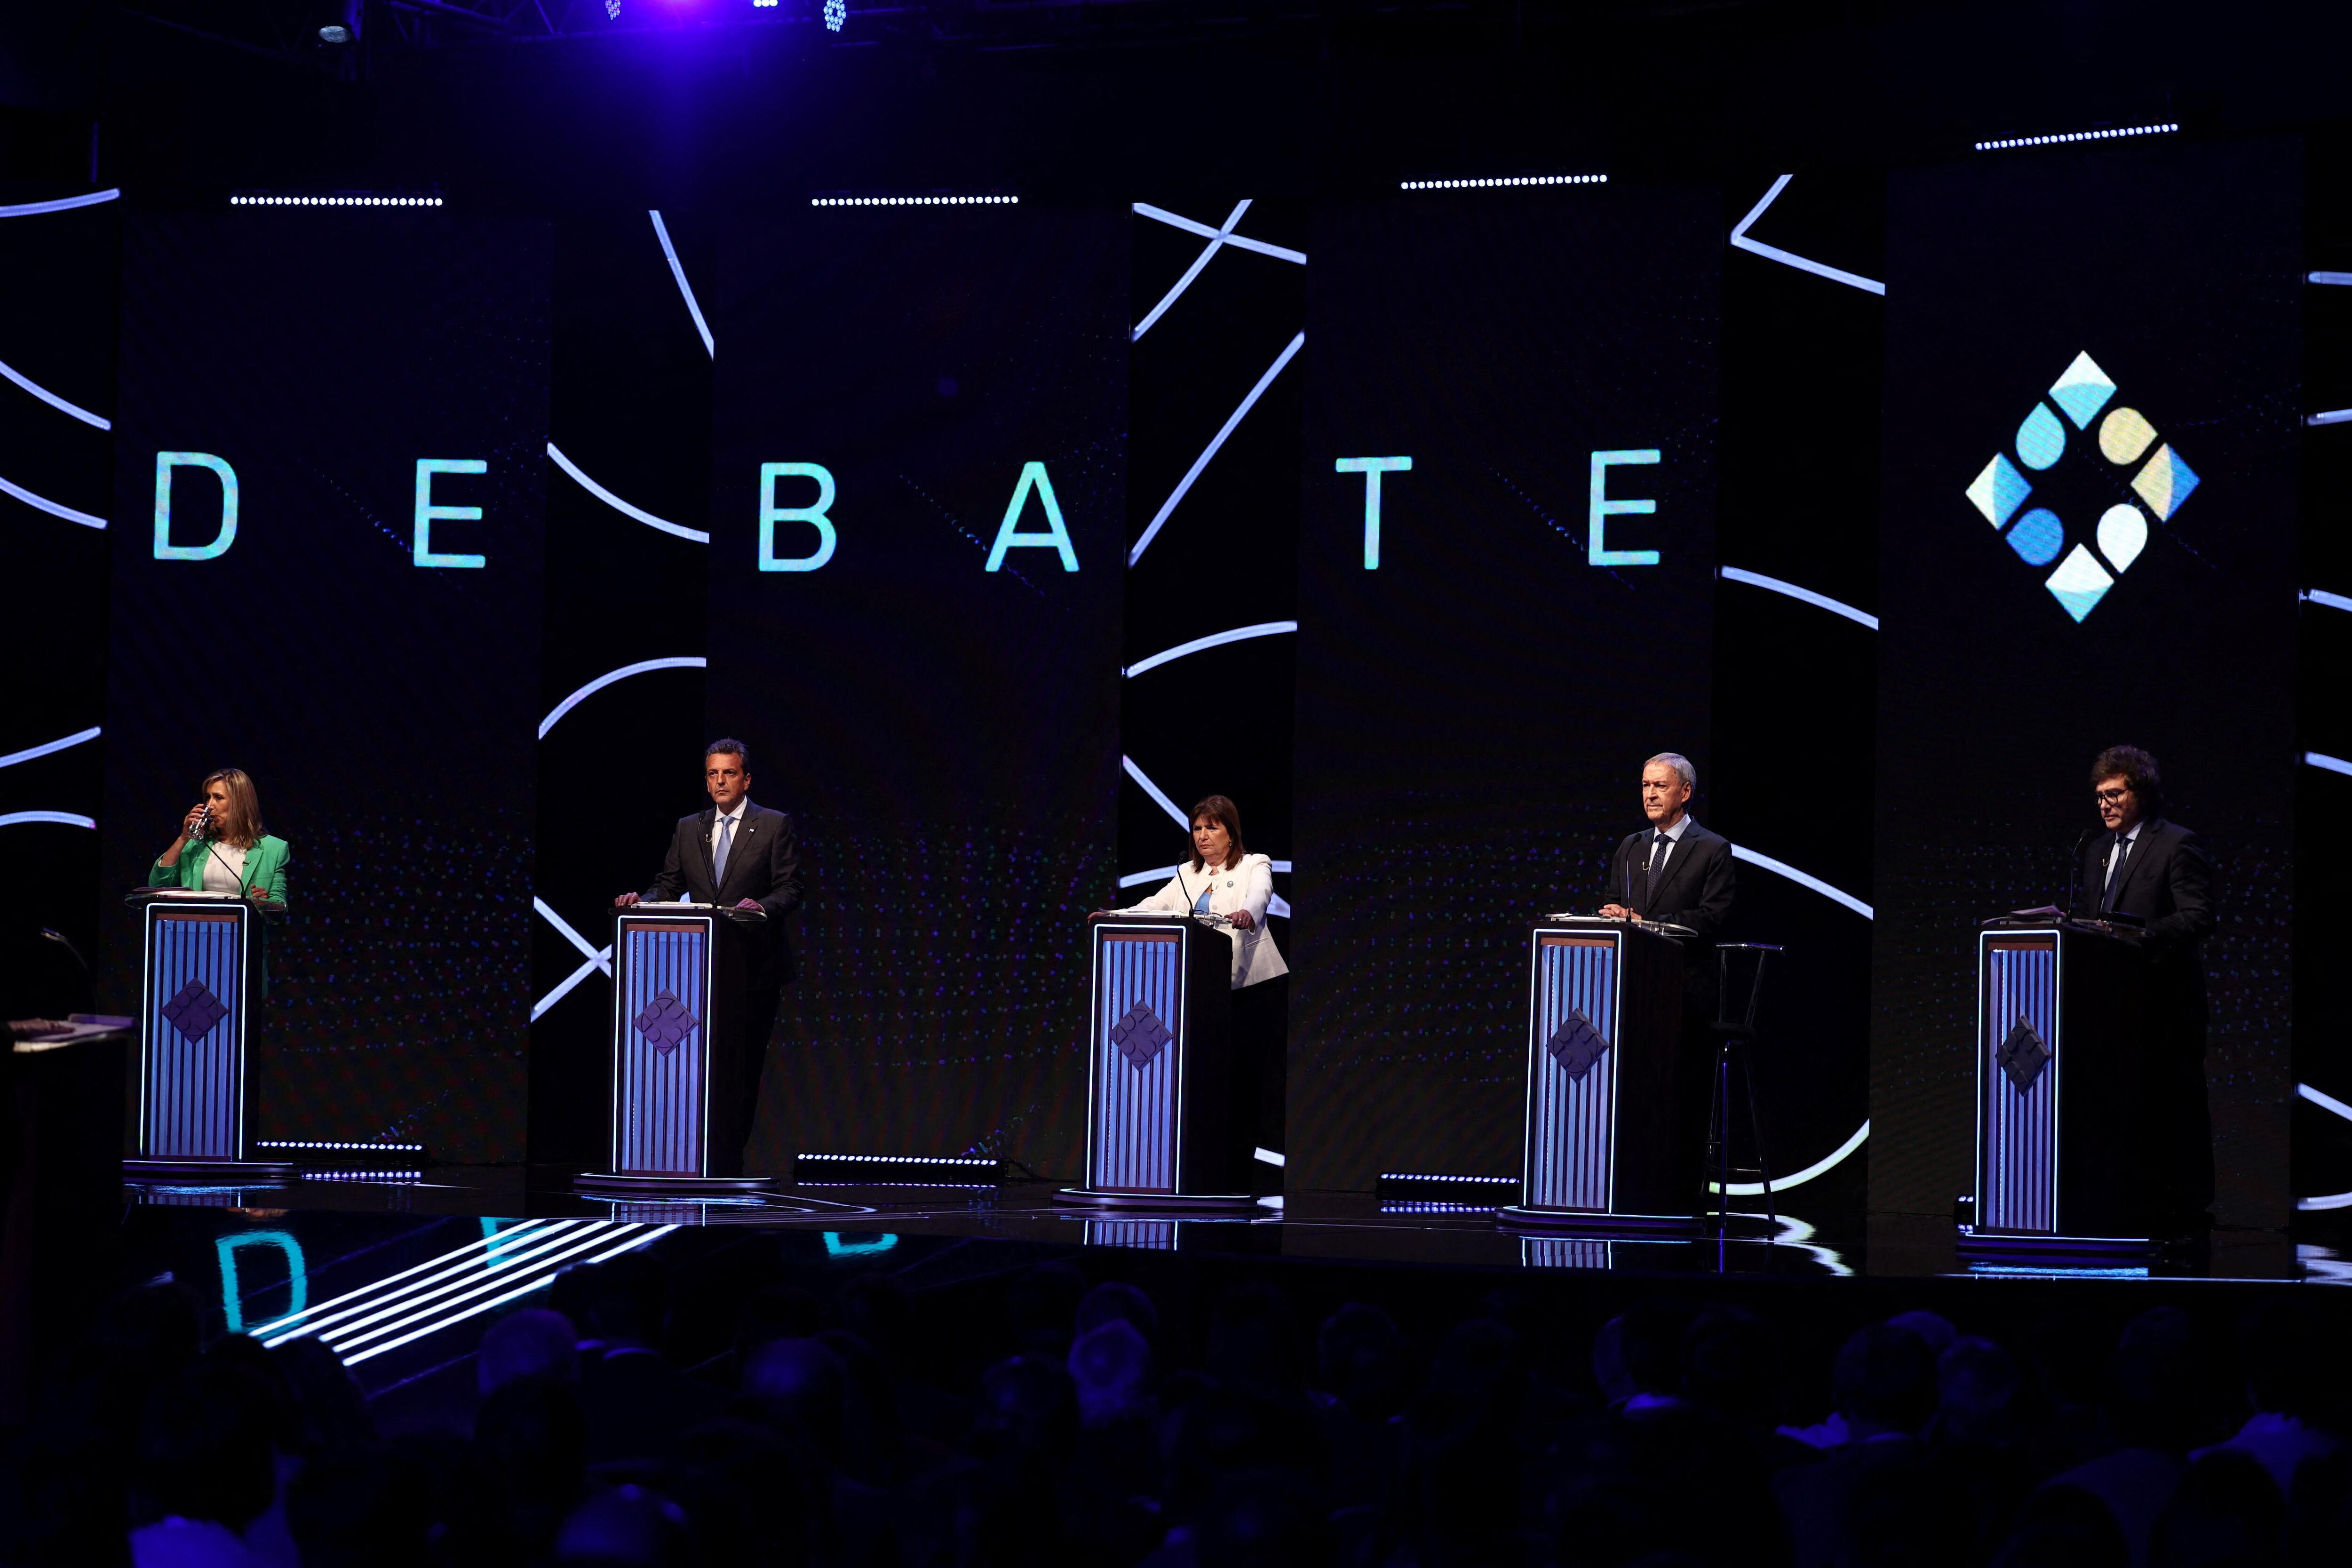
left=1056, top=915, right=1249, bottom=1210
left=1965, top=920, right=2154, bottom=1256
left=1497, top=918, right=1692, bottom=1233
left=577, top=904, right=770, bottom=1194
left=122, top=890, right=292, bottom=1179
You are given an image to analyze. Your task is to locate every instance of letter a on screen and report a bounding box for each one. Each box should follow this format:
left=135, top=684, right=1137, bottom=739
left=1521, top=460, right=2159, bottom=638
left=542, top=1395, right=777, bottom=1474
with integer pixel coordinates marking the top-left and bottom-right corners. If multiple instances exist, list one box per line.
left=985, top=462, right=1080, bottom=572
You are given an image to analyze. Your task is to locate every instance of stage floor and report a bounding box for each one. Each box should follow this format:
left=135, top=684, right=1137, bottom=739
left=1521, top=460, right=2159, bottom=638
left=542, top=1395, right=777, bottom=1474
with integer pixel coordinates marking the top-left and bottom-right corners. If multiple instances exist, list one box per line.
left=117, top=1163, right=2329, bottom=1284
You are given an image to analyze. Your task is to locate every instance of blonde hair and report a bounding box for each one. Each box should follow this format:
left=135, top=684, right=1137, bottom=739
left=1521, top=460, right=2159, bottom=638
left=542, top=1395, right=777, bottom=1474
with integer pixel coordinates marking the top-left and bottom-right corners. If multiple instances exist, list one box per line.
left=199, top=768, right=266, bottom=849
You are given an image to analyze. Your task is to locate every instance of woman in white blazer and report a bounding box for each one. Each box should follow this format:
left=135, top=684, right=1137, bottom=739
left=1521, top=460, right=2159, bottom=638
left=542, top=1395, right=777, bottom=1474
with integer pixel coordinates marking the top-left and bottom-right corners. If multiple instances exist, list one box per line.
left=1090, top=795, right=1289, bottom=1194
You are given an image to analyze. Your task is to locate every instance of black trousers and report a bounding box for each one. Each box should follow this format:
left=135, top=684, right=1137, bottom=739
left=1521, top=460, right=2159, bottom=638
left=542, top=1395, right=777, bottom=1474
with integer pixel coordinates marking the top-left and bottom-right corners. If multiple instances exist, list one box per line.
left=709, top=985, right=781, bottom=1177
left=1230, top=975, right=1289, bottom=1193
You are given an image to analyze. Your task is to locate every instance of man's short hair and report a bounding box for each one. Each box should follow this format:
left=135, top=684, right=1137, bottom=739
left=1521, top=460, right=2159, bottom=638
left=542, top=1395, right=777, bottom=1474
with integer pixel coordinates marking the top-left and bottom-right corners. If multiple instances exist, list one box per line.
left=705, top=738, right=752, bottom=772
left=2090, top=744, right=2162, bottom=812
left=1645, top=752, right=1696, bottom=791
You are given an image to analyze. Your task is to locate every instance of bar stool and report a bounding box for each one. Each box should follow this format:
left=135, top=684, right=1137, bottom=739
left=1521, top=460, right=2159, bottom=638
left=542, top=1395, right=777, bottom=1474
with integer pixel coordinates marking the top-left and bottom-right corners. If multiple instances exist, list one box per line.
left=1704, top=942, right=1783, bottom=1231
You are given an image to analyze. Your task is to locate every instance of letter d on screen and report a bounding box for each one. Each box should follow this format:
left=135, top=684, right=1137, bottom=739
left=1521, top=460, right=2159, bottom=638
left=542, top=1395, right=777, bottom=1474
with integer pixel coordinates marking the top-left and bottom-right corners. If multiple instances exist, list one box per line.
left=153, top=452, right=239, bottom=561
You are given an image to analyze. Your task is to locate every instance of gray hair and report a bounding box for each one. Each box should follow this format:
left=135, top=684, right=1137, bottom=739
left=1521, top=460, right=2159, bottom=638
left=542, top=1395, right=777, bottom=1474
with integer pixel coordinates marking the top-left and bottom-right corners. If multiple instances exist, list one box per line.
left=1645, top=752, right=1695, bottom=791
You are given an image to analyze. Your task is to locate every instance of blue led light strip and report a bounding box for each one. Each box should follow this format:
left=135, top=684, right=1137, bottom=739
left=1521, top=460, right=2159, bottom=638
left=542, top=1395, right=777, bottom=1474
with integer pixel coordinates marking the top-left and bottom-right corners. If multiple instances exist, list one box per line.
left=0, top=726, right=100, bottom=771
left=1123, top=621, right=1298, bottom=678
left=1128, top=331, right=1305, bottom=566
left=0, top=189, right=120, bottom=218
left=648, top=209, right=715, bottom=360
left=547, top=441, right=707, bottom=543
left=1727, top=844, right=1873, bottom=919
left=0, top=470, right=105, bottom=529
left=1728, top=175, right=1886, bottom=297
left=1974, top=122, right=2178, bottom=151
left=812, top=195, right=1019, bottom=207
left=1719, top=567, right=1879, bottom=629
left=0, top=355, right=110, bottom=430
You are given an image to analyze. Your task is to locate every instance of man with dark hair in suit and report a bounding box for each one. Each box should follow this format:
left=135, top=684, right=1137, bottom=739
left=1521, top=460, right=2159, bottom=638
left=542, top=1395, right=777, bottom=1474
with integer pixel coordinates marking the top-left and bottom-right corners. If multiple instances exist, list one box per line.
left=615, top=739, right=803, bottom=1176
left=1600, top=752, right=1737, bottom=1205
left=2069, top=744, right=2215, bottom=1234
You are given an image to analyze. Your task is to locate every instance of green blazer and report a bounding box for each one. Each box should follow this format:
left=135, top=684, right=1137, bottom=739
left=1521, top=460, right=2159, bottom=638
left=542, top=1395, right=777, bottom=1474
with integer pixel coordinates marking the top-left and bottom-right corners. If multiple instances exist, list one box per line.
left=149, top=835, right=290, bottom=996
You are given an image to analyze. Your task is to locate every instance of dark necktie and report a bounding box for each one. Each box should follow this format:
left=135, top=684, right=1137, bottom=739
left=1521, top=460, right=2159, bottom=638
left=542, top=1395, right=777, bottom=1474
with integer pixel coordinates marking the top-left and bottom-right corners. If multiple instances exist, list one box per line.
left=2101, top=832, right=2130, bottom=912
left=1646, top=832, right=1671, bottom=904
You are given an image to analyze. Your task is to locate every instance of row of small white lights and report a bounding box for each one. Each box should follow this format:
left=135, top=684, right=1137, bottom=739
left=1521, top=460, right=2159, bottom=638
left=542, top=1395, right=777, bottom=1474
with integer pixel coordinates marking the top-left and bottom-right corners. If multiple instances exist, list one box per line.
left=1975, top=122, right=2178, bottom=151
left=1399, top=175, right=1607, bottom=190
left=810, top=195, right=1020, bottom=207
left=230, top=195, right=445, bottom=207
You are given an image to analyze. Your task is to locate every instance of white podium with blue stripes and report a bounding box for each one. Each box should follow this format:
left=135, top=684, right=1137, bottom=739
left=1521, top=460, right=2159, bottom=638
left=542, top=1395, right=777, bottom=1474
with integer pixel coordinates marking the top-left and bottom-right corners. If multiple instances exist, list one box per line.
left=1057, top=915, right=1250, bottom=1210
left=123, top=890, right=292, bottom=1180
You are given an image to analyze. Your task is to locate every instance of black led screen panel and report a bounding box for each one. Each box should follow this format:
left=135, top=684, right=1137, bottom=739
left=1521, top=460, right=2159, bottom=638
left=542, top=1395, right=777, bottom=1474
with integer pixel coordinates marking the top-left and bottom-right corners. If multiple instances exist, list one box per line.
left=705, top=206, right=1127, bottom=1174
left=1291, top=185, right=1722, bottom=1190
left=1872, top=139, right=2300, bottom=1227
left=103, top=213, right=552, bottom=1161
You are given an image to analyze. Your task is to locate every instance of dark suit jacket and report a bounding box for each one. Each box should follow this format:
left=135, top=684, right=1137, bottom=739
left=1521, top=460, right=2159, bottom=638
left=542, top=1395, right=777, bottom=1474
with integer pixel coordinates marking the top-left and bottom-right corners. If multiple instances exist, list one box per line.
left=1606, top=818, right=1736, bottom=939
left=2069, top=815, right=2213, bottom=1029
left=643, top=801, right=803, bottom=988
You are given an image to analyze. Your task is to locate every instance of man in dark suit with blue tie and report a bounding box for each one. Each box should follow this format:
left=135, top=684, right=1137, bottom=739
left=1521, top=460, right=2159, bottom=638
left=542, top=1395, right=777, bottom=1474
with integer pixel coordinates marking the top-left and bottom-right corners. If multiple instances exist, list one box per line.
left=615, top=739, right=803, bottom=1176
left=2068, top=744, right=2215, bottom=1232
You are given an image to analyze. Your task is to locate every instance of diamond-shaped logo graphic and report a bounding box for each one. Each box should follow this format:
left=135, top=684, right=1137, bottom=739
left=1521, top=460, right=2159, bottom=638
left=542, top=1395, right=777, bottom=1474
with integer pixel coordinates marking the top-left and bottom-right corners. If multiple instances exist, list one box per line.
left=1545, top=1009, right=1609, bottom=1081
left=1963, top=351, right=2194, bottom=623
left=633, top=990, right=699, bottom=1056
left=162, top=979, right=227, bottom=1043
left=1109, top=1001, right=1171, bottom=1070
left=1996, top=1015, right=2051, bottom=1093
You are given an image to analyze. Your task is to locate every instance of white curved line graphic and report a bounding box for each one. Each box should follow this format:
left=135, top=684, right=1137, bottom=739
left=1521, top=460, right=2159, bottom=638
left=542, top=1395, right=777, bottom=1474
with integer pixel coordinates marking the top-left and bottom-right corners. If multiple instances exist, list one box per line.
left=1128, top=331, right=1304, bottom=567
left=1125, top=621, right=1297, bottom=678
left=547, top=441, right=708, bottom=543
left=0, top=726, right=100, bottom=770
left=0, top=471, right=105, bottom=529
left=0, top=189, right=120, bottom=218
left=1120, top=755, right=1189, bottom=828
left=2297, top=1191, right=2352, bottom=1212
left=0, top=356, right=110, bottom=430
left=0, top=811, right=97, bottom=829
left=538, top=656, right=706, bottom=740
left=1720, top=567, right=1878, bottom=630
left=1708, top=1119, right=1869, bottom=1197
left=1132, top=203, right=1307, bottom=265
left=650, top=210, right=715, bottom=359
left=2306, top=752, right=2352, bottom=779
left=1134, top=199, right=1251, bottom=341
left=1729, top=176, right=1886, bottom=296
left=2299, top=1082, right=2352, bottom=1124
left=2304, top=589, right=2352, bottom=613
left=1729, top=844, right=1873, bottom=919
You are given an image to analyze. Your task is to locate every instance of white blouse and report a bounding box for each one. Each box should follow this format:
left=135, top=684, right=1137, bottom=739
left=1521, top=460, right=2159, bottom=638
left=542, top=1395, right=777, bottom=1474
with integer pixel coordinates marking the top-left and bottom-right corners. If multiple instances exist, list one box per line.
left=198, top=843, right=248, bottom=895
left=1114, top=852, right=1289, bottom=989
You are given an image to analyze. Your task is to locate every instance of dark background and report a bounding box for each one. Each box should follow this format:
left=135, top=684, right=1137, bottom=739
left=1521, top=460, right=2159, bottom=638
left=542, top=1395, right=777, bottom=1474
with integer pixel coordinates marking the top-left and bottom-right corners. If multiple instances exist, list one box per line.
left=101, top=213, right=551, bottom=1161
left=1871, top=139, right=2304, bottom=1230
left=705, top=206, right=1128, bottom=1175
left=2, top=1, right=2346, bottom=1216
left=1291, top=185, right=1722, bottom=1189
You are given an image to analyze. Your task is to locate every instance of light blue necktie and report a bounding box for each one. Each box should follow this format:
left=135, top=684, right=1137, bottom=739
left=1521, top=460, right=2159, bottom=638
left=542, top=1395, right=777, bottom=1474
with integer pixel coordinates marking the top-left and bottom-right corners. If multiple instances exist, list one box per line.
left=713, top=813, right=735, bottom=887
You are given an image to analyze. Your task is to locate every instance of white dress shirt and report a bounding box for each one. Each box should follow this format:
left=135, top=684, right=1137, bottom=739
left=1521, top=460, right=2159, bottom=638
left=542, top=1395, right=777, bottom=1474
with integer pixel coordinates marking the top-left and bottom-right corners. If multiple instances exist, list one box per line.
left=198, top=842, right=248, bottom=895
left=1647, top=812, right=1692, bottom=874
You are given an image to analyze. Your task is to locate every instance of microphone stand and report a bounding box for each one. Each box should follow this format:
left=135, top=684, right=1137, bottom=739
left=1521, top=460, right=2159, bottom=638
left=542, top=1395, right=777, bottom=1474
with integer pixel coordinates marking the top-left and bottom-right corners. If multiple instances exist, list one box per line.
left=2063, top=826, right=2095, bottom=920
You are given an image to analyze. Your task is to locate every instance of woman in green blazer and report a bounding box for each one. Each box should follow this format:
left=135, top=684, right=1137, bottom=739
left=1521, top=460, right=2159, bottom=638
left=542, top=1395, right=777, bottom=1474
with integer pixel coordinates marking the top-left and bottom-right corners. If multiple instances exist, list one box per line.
left=150, top=767, right=289, bottom=994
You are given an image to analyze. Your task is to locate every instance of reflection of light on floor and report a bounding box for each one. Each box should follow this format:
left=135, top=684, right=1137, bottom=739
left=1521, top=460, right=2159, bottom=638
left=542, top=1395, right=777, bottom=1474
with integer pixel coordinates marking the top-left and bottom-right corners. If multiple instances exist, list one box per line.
left=2298, top=1245, right=2352, bottom=1285
left=1966, top=1264, right=2151, bottom=1279
left=1730, top=1212, right=1853, bottom=1277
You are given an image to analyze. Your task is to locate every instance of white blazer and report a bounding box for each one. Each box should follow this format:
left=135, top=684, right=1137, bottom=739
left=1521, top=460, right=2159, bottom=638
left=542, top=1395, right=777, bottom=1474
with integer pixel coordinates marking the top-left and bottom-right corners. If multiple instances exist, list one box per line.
left=1114, top=852, right=1290, bottom=989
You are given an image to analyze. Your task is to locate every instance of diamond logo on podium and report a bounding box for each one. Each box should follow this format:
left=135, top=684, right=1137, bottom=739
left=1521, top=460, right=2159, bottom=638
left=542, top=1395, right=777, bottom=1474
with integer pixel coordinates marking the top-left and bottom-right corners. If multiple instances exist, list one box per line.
left=1997, top=1015, right=2050, bottom=1092
left=1110, top=1001, right=1171, bottom=1070
left=634, top=990, right=699, bottom=1056
left=1545, top=1009, right=1609, bottom=1081
left=162, top=979, right=227, bottom=1043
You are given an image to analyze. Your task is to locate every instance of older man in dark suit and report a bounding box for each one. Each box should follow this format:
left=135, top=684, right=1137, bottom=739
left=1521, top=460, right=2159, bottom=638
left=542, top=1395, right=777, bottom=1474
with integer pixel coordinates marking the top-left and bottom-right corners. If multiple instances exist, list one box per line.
left=1600, top=752, right=1737, bottom=1205
left=616, top=738, right=803, bottom=1175
left=2068, top=744, right=2215, bottom=1233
